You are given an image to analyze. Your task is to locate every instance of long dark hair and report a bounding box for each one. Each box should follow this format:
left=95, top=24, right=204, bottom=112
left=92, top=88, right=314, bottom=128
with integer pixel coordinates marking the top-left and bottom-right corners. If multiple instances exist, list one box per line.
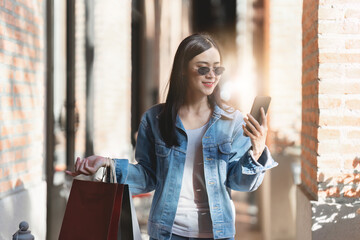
left=159, top=33, right=225, bottom=147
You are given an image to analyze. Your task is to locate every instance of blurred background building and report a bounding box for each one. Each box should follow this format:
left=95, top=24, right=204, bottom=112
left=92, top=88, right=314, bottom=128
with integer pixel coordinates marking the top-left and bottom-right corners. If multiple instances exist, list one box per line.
left=0, top=0, right=359, bottom=239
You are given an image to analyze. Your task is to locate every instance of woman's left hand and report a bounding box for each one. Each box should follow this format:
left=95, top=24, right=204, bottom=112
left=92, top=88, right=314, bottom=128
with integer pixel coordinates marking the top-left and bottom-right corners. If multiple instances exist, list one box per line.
left=242, top=107, right=268, bottom=161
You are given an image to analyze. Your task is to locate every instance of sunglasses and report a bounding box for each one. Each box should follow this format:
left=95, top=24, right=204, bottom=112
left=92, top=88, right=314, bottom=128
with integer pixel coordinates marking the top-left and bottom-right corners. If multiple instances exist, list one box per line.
left=197, top=66, right=225, bottom=76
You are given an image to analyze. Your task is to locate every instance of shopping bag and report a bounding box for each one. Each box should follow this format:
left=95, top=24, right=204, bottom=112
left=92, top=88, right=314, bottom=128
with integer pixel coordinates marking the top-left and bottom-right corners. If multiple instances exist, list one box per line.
left=59, top=179, right=142, bottom=240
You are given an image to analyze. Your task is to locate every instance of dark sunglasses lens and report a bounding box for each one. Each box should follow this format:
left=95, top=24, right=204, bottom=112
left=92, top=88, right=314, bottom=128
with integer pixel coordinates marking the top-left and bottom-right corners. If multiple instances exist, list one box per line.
left=198, top=67, right=210, bottom=75
left=215, top=67, right=225, bottom=75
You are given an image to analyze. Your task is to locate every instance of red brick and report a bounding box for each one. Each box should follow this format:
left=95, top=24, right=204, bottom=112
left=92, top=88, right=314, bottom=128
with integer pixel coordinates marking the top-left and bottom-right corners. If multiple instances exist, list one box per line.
left=301, top=172, right=317, bottom=196
left=345, top=68, right=360, bottom=78
left=319, top=53, right=360, bottom=64
left=303, top=39, right=319, bottom=60
left=0, top=180, right=12, bottom=193
left=13, top=161, right=27, bottom=173
left=345, top=9, right=360, bottom=19
left=34, top=15, right=42, bottom=25
left=347, top=130, right=360, bottom=139
left=318, top=158, right=341, bottom=169
left=302, top=68, right=318, bottom=85
left=302, top=82, right=319, bottom=96
left=302, top=97, right=319, bottom=111
left=321, top=21, right=360, bottom=35
left=302, top=160, right=317, bottom=180
left=346, top=99, right=360, bottom=110
left=0, top=24, right=4, bottom=35
left=318, top=171, right=343, bottom=183
left=317, top=142, right=343, bottom=155
left=303, top=18, right=318, bottom=40
left=0, top=83, right=12, bottom=93
left=13, top=57, right=25, bottom=68
left=303, top=0, right=318, bottom=18
left=2, top=96, right=14, bottom=107
left=14, top=5, right=23, bottom=16
left=16, top=98, right=32, bottom=108
left=12, top=136, right=28, bottom=147
left=319, top=82, right=360, bottom=94
left=342, top=174, right=360, bottom=184
left=0, top=52, right=13, bottom=65
left=318, top=97, right=341, bottom=109
left=302, top=135, right=319, bottom=153
left=318, top=37, right=344, bottom=49
left=340, top=144, right=360, bottom=154
left=302, top=111, right=319, bottom=124
left=15, top=150, right=22, bottom=159
left=346, top=40, right=360, bottom=49
left=13, top=84, right=30, bottom=94
left=1, top=125, right=14, bottom=136
left=0, top=139, right=11, bottom=152
left=343, top=187, right=360, bottom=198
left=318, top=187, right=340, bottom=198
left=4, top=0, right=13, bottom=11
left=319, top=7, right=343, bottom=20
left=302, top=147, right=318, bottom=165
left=320, top=115, right=360, bottom=126
left=318, top=128, right=340, bottom=140
left=344, top=157, right=360, bottom=170
left=303, top=54, right=319, bottom=73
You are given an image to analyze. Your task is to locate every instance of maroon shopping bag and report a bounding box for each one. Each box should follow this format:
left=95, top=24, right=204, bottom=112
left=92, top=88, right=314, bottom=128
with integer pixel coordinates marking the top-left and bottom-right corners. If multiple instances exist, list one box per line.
left=59, top=179, right=127, bottom=240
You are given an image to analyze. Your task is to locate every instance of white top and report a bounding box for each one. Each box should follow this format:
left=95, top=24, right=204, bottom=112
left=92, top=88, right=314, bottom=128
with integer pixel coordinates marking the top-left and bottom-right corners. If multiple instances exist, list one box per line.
left=172, top=123, right=213, bottom=238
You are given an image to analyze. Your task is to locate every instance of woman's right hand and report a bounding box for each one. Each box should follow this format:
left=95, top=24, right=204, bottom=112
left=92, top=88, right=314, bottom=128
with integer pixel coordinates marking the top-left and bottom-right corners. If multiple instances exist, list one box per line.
left=65, top=155, right=110, bottom=177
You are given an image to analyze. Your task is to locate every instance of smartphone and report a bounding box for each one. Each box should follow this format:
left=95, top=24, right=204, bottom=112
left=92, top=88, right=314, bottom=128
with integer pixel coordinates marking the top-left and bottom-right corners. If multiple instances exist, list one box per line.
left=245, top=96, right=271, bottom=134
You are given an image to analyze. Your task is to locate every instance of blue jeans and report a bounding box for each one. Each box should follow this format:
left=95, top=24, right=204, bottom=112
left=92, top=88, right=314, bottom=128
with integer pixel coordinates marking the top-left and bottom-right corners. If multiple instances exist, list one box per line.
left=150, top=234, right=235, bottom=240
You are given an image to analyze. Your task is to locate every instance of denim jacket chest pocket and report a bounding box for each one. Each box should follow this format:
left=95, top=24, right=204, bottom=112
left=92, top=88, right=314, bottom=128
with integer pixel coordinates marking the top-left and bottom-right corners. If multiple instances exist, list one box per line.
left=154, top=142, right=171, bottom=179
left=217, top=142, right=232, bottom=162
left=215, top=142, right=233, bottom=176
left=155, top=142, right=171, bottom=157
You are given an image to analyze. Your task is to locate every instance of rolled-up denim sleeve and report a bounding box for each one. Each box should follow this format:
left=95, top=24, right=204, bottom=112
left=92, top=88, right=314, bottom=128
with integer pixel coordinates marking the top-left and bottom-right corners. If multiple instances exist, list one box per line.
left=226, top=119, right=278, bottom=191
left=114, top=117, right=157, bottom=195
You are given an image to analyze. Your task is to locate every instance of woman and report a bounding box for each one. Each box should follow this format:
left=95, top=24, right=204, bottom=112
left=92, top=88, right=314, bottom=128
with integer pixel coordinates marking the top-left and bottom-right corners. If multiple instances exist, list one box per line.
left=66, top=33, right=278, bottom=240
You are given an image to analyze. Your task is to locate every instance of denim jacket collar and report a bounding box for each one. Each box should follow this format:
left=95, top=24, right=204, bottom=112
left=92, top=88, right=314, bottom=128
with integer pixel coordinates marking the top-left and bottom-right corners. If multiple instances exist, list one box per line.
left=213, top=104, right=235, bottom=120
left=174, top=104, right=234, bottom=131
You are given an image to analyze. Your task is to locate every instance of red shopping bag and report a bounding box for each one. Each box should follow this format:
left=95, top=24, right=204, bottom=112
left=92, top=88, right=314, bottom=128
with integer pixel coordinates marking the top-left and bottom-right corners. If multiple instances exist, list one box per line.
left=59, top=179, right=138, bottom=240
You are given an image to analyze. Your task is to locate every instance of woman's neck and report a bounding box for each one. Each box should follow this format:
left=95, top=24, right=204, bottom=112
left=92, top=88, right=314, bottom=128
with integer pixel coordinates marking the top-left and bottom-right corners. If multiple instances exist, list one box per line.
left=179, top=96, right=212, bottom=130
left=181, top=96, right=210, bottom=114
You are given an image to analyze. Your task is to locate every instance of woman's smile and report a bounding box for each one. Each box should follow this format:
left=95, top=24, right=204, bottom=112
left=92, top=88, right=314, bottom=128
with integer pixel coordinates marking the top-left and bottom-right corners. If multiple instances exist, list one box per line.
left=202, top=81, right=215, bottom=88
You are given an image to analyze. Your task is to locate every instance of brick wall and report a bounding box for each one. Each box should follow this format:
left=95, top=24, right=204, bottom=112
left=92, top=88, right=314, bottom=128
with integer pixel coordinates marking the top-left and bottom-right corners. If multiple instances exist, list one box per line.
left=0, top=0, right=46, bottom=238
left=302, top=0, right=320, bottom=199
left=302, top=0, right=360, bottom=202
left=0, top=0, right=45, bottom=198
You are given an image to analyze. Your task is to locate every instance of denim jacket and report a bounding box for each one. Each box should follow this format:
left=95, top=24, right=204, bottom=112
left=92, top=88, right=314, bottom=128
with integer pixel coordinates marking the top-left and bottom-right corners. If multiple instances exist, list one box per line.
left=114, top=104, right=278, bottom=240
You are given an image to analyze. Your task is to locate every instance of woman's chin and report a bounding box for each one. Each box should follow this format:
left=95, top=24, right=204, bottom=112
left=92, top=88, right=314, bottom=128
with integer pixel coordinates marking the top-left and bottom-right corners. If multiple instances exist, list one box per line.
left=202, top=88, right=215, bottom=96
